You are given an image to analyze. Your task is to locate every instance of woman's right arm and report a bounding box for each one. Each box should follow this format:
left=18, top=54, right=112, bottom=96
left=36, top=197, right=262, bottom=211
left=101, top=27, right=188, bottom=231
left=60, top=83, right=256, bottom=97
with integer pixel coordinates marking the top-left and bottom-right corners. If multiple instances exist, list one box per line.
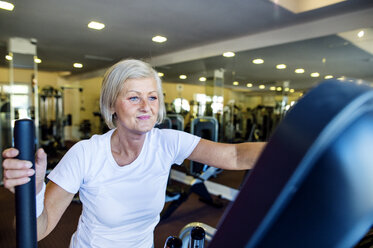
left=2, top=147, right=75, bottom=241
left=37, top=181, right=75, bottom=240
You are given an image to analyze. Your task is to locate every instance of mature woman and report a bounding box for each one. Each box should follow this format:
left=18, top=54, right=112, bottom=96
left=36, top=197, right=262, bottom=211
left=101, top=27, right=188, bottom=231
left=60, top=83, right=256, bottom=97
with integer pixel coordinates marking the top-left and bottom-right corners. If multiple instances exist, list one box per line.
left=2, top=59, right=265, bottom=247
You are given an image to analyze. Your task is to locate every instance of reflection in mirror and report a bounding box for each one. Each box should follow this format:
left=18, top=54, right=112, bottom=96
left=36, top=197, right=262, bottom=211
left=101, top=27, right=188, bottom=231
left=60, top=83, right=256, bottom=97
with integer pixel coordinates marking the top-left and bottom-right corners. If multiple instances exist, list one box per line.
left=157, top=27, right=373, bottom=142
left=156, top=26, right=373, bottom=92
left=171, top=98, right=190, bottom=114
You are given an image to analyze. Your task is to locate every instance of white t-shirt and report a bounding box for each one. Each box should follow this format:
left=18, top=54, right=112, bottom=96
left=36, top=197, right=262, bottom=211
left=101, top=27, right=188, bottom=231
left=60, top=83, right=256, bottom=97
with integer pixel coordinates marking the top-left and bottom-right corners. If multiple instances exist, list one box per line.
left=47, top=128, right=200, bottom=248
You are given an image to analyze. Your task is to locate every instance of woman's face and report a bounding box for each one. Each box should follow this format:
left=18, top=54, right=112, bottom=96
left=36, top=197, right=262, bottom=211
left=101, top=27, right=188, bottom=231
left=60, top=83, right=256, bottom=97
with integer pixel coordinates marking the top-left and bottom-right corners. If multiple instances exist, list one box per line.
left=113, top=77, right=159, bottom=135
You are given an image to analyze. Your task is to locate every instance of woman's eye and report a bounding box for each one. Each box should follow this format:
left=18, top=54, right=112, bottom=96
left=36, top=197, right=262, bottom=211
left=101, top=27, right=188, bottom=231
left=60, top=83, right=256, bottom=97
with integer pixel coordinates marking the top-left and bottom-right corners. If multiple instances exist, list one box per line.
left=129, top=96, right=140, bottom=102
left=149, top=96, right=157, bottom=101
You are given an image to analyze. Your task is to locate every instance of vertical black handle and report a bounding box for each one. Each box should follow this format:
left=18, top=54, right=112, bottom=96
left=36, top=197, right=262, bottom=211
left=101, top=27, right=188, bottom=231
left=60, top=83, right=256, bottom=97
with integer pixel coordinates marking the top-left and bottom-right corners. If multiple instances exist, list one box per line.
left=190, top=226, right=205, bottom=248
left=14, top=119, right=37, bottom=248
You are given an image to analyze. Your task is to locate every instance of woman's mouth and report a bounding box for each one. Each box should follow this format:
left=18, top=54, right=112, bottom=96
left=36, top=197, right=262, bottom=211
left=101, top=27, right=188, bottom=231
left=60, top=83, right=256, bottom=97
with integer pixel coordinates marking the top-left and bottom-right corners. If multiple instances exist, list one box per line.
left=137, top=115, right=151, bottom=120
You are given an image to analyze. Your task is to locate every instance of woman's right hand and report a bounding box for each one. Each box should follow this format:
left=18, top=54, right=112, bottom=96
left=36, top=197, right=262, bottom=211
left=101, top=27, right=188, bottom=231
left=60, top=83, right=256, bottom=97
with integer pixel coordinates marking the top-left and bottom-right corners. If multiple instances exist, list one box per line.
left=2, top=147, right=47, bottom=194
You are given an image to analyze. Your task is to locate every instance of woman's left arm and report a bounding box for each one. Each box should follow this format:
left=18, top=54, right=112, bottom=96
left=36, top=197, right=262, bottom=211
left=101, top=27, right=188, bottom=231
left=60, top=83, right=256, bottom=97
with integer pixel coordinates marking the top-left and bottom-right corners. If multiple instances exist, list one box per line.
left=187, top=139, right=266, bottom=170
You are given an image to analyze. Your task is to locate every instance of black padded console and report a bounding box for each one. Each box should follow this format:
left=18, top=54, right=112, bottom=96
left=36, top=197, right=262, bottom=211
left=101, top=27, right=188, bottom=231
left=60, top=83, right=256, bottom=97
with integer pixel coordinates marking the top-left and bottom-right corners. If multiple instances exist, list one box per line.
left=208, top=80, right=373, bottom=248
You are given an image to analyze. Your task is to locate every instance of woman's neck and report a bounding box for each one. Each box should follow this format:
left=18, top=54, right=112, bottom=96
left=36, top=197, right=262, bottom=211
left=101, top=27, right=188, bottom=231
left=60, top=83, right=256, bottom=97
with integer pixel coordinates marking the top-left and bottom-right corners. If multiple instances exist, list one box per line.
left=110, top=129, right=146, bottom=166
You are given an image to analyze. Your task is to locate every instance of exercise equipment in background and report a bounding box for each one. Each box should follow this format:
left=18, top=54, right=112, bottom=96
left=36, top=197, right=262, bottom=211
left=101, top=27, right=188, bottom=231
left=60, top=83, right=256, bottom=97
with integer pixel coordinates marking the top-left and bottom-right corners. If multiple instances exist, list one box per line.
left=161, top=117, right=224, bottom=220
left=189, top=117, right=218, bottom=176
left=14, top=119, right=37, bottom=248
left=168, top=114, right=184, bottom=131
left=155, top=116, right=172, bottom=129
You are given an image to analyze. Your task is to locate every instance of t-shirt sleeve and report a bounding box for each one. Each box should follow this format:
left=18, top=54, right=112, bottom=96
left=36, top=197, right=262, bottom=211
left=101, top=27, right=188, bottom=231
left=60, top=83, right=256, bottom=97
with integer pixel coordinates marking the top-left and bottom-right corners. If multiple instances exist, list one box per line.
left=163, top=129, right=201, bottom=165
left=47, top=142, right=86, bottom=194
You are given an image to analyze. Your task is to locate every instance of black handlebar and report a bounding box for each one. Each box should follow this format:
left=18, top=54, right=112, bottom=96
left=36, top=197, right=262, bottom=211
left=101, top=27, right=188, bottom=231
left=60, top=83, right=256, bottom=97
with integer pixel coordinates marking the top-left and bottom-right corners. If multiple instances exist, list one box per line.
left=14, top=119, right=37, bottom=248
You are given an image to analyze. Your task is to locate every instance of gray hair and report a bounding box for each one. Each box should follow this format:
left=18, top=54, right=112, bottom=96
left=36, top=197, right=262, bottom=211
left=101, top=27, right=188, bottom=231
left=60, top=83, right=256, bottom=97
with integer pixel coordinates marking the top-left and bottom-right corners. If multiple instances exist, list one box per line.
left=100, top=59, right=165, bottom=129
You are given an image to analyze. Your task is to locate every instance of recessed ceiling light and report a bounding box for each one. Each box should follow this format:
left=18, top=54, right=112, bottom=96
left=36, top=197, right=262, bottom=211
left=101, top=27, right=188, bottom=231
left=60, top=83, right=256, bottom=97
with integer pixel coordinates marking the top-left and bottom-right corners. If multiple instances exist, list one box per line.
left=324, top=75, right=333, bottom=79
left=34, top=57, right=42, bottom=64
left=284, top=87, right=290, bottom=92
left=269, top=0, right=347, bottom=14
left=259, top=85, right=265, bottom=89
left=246, top=83, right=253, bottom=88
left=252, top=58, right=264, bottom=64
left=5, top=55, right=12, bottom=61
left=357, top=30, right=365, bottom=38
left=270, top=86, right=276, bottom=91
left=290, top=89, right=295, bottom=93
left=337, top=76, right=345, bottom=81
left=233, top=81, right=239, bottom=86
left=158, top=72, right=164, bottom=77
left=310, top=72, right=320, bottom=77
left=73, top=63, right=83, bottom=68
left=88, top=21, right=105, bottom=30
left=179, top=75, right=187, bottom=79
left=223, top=52, right=235, bottom=57
left=152, top=35, right=167, bottom=43
left=276, top=64, right=286, bottom=69
left=0, top=1, right=14, bottom=11
left=276, top=87, right=282, bottom=91
left=295, top=68, right=305, bottom=74
left=199, top=77, right=206, bottom=82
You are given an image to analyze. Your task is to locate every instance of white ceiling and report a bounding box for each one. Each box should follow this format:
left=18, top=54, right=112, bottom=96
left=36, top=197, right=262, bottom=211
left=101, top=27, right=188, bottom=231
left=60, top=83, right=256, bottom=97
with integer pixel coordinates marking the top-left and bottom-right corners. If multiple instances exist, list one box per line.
left=1, top=0, right=373, bottom=91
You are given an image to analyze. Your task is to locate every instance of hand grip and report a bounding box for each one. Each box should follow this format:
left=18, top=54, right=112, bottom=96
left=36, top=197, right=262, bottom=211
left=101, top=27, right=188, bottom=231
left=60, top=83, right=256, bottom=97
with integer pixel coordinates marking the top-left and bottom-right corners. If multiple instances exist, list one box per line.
left=14, top=119, right=37, bottom=248
left=190, top=226, right=205, bottom=248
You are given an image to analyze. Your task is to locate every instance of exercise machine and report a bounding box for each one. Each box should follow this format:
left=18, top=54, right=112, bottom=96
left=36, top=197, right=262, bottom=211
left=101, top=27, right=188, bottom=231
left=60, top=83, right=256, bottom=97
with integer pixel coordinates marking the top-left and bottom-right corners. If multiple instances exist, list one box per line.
left=161, top=117, right=223, bottom=220
left=168, top=114, right=184, bottom=131
left=15, top=79, right=373, bottom=248
left=189, top=117, right=219, bottom=176
left=171, top=79, right=373, bottom=247
left=155, top=116, right=172, bottom=129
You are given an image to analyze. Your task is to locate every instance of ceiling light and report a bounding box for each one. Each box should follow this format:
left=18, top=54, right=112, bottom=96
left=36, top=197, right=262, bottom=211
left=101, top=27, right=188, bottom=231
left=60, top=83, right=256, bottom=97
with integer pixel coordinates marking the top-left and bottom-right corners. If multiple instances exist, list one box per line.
left=199, top=77, right=206, bottom=82
left=284, top=87, right=289, bottom=92
left=252, top=58, right=264, bottom=64
left=337, top=76, right=345, bottom=81
left=259, top=85, right=265, bottom=89
left=158, top=72, right=164, bottom=77
left=223, top=52, right=235, bottom=57
left=5, top=55, right=12, bottom=61
left=73, top=63, right=83, bottom=68
left=0, top=1, right=14, bottom=11
left=276, top=87, right=282, bottom=91
left=88, top=21, right=105, bottom=30
left=269, top=0, right=347, bottom=14
left=357, top=30, right=365, bottom=38
left=152, top=35, right=167, bottom=43
left=179, top=75, right=187, bottom=79
left=295, top=68, right=305, bottom=74
left=276, top=64, right=287, bottom=69
left=324, top=75, right=333, bottom=79
left=290, top=89, right=295, bottom=93
left=246, top=83, right=253, bottom=87
left=233, top=81, right=239, bottom=86
left=310, top=72, right=320, bottom=77
left=270, top=86, right=276, bottom=91
left=34, top=57, right=42, bottom=64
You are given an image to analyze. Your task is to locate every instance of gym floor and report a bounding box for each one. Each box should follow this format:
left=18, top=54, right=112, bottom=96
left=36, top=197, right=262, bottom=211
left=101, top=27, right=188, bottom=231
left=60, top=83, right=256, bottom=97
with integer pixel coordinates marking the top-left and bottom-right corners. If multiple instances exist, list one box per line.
left=0, top=168, right=247, bottom=248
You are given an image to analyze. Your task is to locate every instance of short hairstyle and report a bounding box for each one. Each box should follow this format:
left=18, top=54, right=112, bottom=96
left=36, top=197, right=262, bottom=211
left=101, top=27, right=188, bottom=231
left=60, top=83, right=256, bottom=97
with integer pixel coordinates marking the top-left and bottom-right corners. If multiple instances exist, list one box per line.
left=100, top=59, right=165, bottom=129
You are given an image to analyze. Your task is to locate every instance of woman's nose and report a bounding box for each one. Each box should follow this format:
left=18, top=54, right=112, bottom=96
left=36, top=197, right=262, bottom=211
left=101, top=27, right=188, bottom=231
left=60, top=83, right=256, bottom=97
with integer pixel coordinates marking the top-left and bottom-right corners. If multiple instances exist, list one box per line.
left=139, top=98, right=150, bottom=111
